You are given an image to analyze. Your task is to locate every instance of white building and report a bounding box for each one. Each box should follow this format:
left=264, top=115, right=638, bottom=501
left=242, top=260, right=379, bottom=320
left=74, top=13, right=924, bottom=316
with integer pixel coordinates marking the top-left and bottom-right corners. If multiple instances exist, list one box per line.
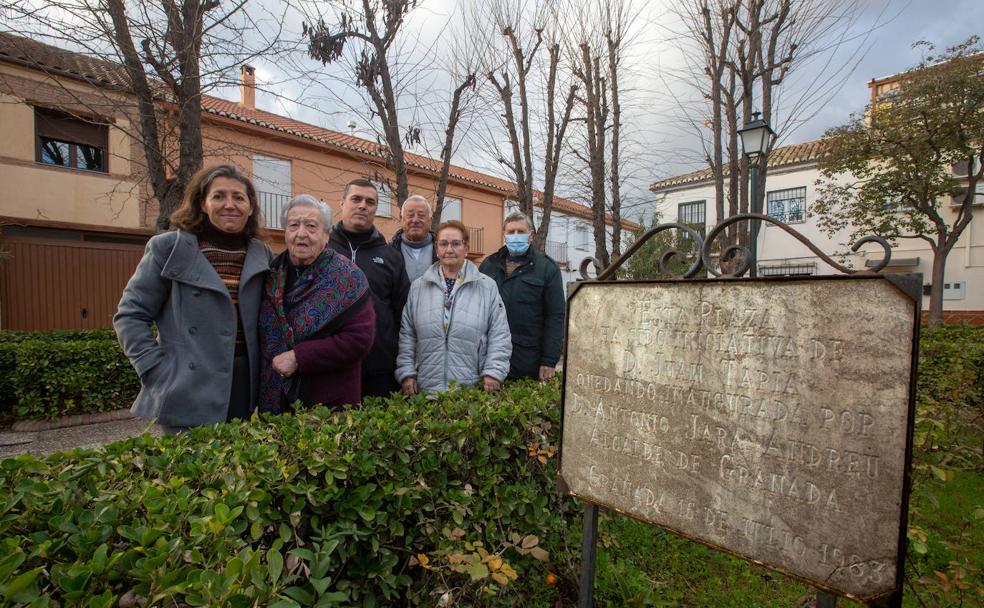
left=649, top=140, right=984, bottom=324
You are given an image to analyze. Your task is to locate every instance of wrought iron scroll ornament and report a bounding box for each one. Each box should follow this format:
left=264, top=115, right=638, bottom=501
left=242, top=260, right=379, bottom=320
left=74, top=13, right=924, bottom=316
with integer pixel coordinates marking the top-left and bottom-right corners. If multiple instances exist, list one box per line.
left=578, top=213, right=894, bottom=280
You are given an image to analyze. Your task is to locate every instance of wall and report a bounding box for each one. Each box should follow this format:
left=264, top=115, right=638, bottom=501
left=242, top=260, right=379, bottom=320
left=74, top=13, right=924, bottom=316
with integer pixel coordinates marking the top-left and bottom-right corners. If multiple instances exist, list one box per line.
left=0, top=63, right=143, bottom=229
left=199, top=117, right=506, bottom=256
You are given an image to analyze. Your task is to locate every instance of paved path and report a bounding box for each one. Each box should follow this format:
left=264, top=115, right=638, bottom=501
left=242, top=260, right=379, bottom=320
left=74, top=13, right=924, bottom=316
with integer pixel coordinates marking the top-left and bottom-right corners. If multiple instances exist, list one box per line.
left=0, top=417, right=160, bottom=460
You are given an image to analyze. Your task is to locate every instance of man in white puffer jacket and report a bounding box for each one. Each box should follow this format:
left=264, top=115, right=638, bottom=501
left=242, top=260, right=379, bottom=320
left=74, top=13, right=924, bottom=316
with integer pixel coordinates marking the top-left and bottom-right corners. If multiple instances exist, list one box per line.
left=396, top=221, right=512, bottom=395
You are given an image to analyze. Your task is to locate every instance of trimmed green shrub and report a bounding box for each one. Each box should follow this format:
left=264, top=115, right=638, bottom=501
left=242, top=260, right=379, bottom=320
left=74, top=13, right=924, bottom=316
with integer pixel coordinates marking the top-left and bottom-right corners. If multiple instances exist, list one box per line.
left=0, top=329, right=117, bottom=344
left=0, top=381, right=571, bottom=606
left=0, top=338, right=138, bottom=422
left=0, top=343, right=16, bottom=422
left=916, top=325, right=984, bottom=409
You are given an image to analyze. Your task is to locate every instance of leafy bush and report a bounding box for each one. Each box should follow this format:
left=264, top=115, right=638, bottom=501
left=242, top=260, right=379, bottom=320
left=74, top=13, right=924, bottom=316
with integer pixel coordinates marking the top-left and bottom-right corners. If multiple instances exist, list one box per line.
left=0, top=338, right=138, bottom=422
left=907, top=325, right=984, bottom=606
left=0, top=381, right=572, bottom=606
left=0, top=329, right=117, bottom=344
left=916, top=325, right=984, bottom=410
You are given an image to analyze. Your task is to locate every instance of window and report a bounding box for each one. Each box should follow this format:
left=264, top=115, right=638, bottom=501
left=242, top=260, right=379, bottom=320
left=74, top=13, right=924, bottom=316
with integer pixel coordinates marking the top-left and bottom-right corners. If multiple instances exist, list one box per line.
left=575, top=224, right=590, bottom=251
left=441, top=196, right=462, bottom=222
left=373, top=182, right=393, bottom=218
left=35, top=107, right=108, bottom=172
left=767, top=187, right=806, bottom=223
left=677, top=201, right=706, bottom=236
left=253, top=155, right=291, bottom=229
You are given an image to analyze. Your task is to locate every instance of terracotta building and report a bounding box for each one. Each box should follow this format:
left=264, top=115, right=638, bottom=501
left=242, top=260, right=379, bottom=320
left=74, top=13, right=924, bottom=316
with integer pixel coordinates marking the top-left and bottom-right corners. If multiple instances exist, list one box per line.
left=0, top=32, right=634, bottom=330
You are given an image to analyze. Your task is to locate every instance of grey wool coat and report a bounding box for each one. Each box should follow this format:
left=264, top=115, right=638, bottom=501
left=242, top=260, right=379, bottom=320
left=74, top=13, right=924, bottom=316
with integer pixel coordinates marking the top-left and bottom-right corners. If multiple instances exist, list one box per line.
left=396, top=260, right=512, bottom=394
left=114, top=230, right=271, bottom=427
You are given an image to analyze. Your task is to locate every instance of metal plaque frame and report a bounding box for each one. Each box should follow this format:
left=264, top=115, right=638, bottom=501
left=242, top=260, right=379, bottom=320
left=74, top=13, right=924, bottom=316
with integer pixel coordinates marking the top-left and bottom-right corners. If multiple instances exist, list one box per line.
left=557, top=214, right=921, bottom=608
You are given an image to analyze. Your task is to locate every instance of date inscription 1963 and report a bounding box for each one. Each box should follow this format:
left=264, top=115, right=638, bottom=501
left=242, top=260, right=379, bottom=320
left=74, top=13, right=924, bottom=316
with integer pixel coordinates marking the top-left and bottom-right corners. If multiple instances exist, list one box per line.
left=561, top=279, right=915, bottom=601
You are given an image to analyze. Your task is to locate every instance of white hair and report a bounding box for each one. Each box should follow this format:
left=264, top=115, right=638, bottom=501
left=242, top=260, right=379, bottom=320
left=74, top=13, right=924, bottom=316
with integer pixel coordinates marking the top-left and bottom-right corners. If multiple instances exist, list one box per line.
left=281, top=194, right=332, bottom=230
left=401, top=194, right=433, bottom=217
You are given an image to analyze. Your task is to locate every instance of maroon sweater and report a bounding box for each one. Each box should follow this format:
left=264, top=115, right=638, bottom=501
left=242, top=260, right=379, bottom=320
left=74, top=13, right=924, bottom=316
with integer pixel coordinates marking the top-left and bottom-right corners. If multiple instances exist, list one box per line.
left=291, top=298, right=376, bottom=409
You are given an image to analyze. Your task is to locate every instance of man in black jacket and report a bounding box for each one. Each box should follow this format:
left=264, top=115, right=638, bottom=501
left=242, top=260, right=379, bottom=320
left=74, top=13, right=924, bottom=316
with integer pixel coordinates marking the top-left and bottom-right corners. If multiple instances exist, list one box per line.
left=479, top=211, right=566, bottom=382
left=328, top=179, right=410, bottom=398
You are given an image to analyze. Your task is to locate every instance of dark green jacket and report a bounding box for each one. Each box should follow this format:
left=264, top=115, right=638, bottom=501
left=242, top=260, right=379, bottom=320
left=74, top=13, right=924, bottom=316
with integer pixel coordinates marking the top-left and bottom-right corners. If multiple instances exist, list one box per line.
left=479, top=246, right=566, bottom=380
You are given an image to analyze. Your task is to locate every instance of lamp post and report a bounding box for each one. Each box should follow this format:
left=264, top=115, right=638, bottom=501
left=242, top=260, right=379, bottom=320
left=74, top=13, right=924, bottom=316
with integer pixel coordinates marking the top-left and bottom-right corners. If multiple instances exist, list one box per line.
left=738, top=111, right=774, bottom=277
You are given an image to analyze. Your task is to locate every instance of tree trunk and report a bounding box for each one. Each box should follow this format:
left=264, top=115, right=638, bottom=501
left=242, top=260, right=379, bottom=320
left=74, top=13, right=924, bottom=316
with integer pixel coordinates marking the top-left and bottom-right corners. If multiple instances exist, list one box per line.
left=607, top=29, right=623, bottom=258
left=927, top=243, right=946, bottom=328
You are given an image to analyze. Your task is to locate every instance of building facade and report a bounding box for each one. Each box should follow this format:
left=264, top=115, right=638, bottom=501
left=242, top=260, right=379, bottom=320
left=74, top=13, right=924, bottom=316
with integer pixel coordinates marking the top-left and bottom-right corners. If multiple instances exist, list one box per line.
left=0, top=32, right=633, bottom=330
left=649, top=141, right=983, bottom=324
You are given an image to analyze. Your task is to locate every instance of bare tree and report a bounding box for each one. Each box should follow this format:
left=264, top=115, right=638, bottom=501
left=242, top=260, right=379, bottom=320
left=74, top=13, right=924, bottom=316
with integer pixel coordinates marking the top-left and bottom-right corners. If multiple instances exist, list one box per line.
left=3, top=0, right=278, bottom=230
left=299, top=0, right=478, bottom=226
left=565, top=0, right=642, bottom=267
left=470, top=0, right=576, bottom=251
left=668, top=0, right=878, bottom=251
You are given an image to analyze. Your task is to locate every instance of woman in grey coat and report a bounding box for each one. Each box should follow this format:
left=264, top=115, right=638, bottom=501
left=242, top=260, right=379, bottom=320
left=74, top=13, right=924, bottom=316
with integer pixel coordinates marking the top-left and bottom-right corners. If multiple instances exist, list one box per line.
left=114, top=165, right=271, bottom=434
left=397, top=220, right=511, bottom=395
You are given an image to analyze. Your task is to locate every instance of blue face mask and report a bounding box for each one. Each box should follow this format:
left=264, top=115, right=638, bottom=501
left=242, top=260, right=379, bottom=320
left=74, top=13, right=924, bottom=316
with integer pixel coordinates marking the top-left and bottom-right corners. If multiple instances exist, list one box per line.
left=505, top=233, right=530, bottom=255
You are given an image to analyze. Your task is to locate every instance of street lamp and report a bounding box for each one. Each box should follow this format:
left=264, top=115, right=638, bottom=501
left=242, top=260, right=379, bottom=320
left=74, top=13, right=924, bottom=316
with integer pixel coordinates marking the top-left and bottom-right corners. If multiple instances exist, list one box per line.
left=738, top=111, right=774, bottom=277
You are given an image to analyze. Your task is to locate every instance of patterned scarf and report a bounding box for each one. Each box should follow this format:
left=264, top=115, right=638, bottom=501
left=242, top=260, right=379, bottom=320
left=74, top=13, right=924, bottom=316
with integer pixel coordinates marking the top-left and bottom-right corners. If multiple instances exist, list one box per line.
left=259, top=246, right=369, bottom=411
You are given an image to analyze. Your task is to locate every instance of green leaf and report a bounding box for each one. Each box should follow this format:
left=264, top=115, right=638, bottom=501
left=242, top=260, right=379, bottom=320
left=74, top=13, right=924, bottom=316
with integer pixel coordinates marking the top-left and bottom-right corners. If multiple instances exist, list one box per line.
left=309, top=576, right=331, bottom=595
left=3, top=566, right=43, bottom=599
left=268, top=549, right=284, bottom=583
left=466, top=562, right=489, bottom=581
left=283, top=585, right=314, bottom=605
left=86, top=591, right=114, bottom=608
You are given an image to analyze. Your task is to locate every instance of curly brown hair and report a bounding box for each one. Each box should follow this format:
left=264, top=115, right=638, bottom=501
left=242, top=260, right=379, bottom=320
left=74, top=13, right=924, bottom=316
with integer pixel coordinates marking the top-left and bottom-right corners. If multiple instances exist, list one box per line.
left=169, top=164, right=263, bottom=238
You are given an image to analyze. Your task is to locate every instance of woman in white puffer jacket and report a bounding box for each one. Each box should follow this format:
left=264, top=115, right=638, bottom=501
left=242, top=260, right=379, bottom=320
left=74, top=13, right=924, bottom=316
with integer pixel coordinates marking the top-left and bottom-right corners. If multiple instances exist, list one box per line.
left=396, top=220, right=512, bottom=395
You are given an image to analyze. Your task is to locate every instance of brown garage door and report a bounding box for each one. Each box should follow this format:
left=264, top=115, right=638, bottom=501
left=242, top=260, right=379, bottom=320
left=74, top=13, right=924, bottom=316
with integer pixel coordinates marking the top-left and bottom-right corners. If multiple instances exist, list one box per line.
left=0, top=235, right=146, bottom=330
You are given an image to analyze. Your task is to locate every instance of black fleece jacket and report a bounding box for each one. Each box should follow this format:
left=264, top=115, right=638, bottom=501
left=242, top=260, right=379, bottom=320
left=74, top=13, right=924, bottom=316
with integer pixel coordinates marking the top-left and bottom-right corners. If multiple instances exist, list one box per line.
left=328, top=222, right=410, bottom=397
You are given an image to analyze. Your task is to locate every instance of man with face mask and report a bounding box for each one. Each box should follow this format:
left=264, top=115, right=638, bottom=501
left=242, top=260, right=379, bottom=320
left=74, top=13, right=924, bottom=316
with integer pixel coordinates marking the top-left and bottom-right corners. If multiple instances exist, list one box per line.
left=479, top=211, right=566, bottom=382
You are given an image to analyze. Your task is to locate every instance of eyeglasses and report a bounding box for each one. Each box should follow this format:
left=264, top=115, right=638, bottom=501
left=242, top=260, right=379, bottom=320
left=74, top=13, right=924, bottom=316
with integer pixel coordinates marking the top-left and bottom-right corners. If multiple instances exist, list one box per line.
left=437, top=240, right=465, bottom=248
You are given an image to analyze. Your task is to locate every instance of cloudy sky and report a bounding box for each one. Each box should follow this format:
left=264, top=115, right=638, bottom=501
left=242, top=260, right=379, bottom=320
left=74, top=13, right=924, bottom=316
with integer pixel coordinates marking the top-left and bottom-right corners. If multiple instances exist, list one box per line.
left=7, top=0, right=980, bottom=220
left=215, top=0, right=980, bottom=220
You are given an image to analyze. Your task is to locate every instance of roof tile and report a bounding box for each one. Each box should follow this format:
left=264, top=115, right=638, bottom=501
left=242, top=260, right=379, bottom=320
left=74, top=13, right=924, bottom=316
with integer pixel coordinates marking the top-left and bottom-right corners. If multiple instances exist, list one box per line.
left=0, top=30, right=637, bottom=229
left=650, top=140, right=825, bottom=192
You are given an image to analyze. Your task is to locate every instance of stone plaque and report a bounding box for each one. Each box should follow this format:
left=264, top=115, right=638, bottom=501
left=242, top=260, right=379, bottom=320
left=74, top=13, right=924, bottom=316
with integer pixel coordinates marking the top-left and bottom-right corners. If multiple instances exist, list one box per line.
left=561, top=277, right=917, bottom=602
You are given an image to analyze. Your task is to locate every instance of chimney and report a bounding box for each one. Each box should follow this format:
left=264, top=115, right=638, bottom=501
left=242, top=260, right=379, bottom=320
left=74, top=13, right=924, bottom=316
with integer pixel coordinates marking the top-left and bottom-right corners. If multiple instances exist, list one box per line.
left=240, top=64, right=256, bottom=110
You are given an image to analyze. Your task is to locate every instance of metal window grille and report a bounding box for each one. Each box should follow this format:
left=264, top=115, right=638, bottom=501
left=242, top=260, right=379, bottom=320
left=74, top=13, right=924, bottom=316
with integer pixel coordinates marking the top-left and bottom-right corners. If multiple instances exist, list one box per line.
left=677, top=201, right=706, bottom=236
left=257, top=191, right=291, bottom=229
left=766, top=187, right=806, bottom=223
left=758, top=262, right=816, bottom=276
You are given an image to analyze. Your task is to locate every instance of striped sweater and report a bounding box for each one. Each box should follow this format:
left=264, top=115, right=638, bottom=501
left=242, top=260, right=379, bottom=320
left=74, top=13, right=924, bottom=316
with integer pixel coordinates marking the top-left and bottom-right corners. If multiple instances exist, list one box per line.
left=197, top=223, right=248, bottom=354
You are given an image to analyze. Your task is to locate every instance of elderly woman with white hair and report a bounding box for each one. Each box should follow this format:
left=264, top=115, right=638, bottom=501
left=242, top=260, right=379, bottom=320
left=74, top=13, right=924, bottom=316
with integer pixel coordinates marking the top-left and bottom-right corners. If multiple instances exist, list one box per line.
left=259, top=195, right=376, bottom=412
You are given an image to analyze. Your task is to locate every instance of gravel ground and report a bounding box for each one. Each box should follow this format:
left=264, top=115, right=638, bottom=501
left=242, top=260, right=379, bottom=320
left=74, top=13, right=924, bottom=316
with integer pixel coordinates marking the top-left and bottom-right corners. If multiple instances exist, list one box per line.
left=0, top=417, right=161, bottom=460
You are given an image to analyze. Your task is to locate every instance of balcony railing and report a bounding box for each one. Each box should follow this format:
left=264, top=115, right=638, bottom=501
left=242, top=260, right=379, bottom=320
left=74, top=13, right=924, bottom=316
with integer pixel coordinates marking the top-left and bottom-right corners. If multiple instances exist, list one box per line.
left=258, top=191, right=290, bottom=230
left=545, top=240, right=568, bottom=265
left=467, top=226, right=485, bottom=255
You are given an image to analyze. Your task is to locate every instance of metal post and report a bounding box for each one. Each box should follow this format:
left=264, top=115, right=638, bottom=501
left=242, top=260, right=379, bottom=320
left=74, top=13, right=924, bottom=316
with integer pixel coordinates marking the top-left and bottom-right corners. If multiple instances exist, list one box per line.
left=749, top=158, right=760, bottom=277
left=816, top=590, right=837, bottom=607
left=578, top=503, right=600, bottom=608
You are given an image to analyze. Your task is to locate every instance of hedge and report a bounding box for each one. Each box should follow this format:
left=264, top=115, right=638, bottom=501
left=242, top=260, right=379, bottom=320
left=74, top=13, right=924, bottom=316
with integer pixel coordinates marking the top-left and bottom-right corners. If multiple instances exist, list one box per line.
left=0, top=381, right=570, bottom=606
left=0, top=339, right=138, bottom=422
left=915, top=324, right=984, bottom=409
left=0, top=328, right=980, bottom=605
left=2, top=325, right=980, bottom=424
left=0, top=329, right=117, bottom=344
